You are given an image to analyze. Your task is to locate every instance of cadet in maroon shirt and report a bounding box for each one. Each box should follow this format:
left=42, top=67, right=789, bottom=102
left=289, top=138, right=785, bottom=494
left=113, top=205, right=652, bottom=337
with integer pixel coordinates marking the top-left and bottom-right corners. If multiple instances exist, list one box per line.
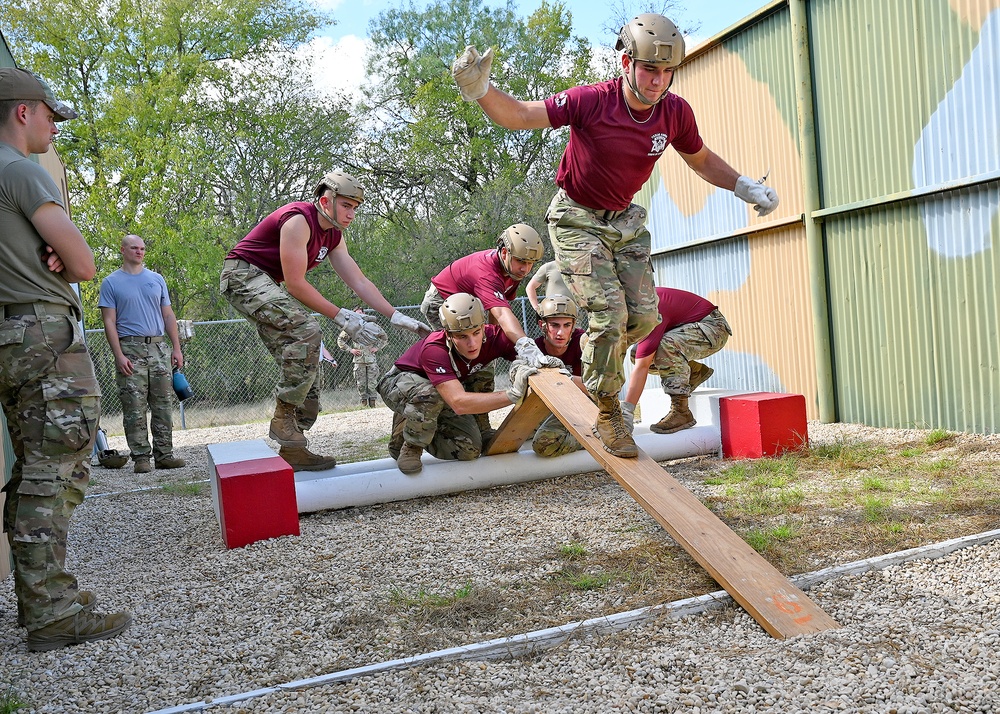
left=623, top=287, right=731, bottom=434
left=531, top=295, right=591, bottom=458
left=452, top=14, right=778, bottom=459
left=378, top=293, right=539, bottom=475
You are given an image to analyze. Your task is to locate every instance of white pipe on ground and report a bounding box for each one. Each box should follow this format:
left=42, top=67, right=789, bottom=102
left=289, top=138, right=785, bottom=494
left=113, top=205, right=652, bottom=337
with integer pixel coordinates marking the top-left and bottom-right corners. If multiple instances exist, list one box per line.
left=294, top=425, right=721, bottom=514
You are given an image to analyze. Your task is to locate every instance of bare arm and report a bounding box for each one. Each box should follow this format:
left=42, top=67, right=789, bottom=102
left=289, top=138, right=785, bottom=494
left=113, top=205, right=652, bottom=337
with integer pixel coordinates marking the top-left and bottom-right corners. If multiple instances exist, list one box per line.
left=435, top=378, right=513, bottom=416
left=278, top=215, right=351, bottom=320
left=525, top=272, right=543, bottom=312
left=490, top=306, right=527, bottom=344
left=326, top=240, right=398, bottom=318
left=31, top=202, right=96, bottom=283
left=678, top=145, right=742, bottom=191
left=477, top=85, right=552, bottom=131
left=624, top=352, right=655, bottom=407
left=162, top=304, right=183, bottom=369
left=100, top=306, right=133, bottom=377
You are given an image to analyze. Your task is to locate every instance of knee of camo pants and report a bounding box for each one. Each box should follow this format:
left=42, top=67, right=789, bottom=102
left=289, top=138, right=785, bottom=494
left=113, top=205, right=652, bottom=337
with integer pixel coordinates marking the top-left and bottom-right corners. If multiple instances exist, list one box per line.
left=578, top=303, right=629, bottom=395
left=420, top=285, right=444, bottom=331
left=656, top=342, right=693, bottom=396
left=272, top=315, right=322, bottom=405
left=378, top=370, right=445, bottom=449
left=427, top=412, right=481, bottom=462
left=532, top=414, right=582, bottom=457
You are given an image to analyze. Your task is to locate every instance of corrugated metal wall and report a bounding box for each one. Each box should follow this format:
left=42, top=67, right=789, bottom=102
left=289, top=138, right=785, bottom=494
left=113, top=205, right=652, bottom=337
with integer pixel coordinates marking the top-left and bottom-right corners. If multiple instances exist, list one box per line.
left=640, top=0, right=1000, bottom=432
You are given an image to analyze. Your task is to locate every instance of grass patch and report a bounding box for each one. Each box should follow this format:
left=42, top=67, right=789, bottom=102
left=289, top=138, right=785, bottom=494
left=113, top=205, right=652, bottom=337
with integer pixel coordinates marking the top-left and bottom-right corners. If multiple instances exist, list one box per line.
left=559, top=570, right=613, bottom=591
left=557, top=542, right=588, bottom=560
left=861, top=475, right=890, bottom=492
left=160, top=481, right=205, bottom=496
left=0, top=684, right=25, bottom=714
left=925, top=429, right=954, bottom=446
left=860, top=495, right=892, bottom=522
left=806, top=439, right=888, bottom=471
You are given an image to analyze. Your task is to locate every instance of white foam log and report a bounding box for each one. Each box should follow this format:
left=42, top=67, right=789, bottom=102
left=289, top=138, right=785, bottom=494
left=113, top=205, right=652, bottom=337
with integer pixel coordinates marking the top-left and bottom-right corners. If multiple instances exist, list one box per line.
left=294, top=425, right=721, bottom=514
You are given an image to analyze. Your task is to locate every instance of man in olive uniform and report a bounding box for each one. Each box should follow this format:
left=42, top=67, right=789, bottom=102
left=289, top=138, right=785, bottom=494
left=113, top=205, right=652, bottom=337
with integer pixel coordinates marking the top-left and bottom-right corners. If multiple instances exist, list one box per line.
left=337, top=307, right=387, bottom=407
left=0, top=67, right=131, bottom=651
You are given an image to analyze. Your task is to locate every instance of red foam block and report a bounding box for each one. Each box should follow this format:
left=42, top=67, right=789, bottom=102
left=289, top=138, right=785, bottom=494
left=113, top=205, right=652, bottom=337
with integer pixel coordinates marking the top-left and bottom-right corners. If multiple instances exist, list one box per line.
left=720, top=392, right=808, bottom=459
left=207, top=441, right=299, bottom=549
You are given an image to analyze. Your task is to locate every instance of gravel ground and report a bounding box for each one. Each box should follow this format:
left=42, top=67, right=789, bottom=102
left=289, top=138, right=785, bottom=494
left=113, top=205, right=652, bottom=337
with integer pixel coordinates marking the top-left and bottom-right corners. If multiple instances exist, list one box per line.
left=1, top=410, right=999, bottom=713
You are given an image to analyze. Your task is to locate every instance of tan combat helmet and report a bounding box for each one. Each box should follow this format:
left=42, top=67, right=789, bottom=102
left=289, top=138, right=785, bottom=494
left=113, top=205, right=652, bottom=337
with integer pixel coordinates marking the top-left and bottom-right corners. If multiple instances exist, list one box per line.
left=537, top=294, right=578, bottom=321
left=616, top=13, right=686, bottom=106
left=496, top=223, right=544, bottom=275
left=313, top=170, right=365, bottom=230
left=439, top=293, right=487, bottom=332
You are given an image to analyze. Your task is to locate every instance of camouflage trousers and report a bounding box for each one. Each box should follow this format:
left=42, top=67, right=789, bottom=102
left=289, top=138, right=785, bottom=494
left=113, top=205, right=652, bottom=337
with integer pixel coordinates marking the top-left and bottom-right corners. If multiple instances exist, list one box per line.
left=0, top=307, right=100, bottom=631
left=220, top=261, right=321, bottom=409
left=353, top=362, right=380, bottom=401
left=546, top=189, right=660, bottom=396
left=419, top=284, right=445, bottom=331
left=377, top=367, right=495, bottom=461
left=116, top=340, right=175, bottom=460
left=531, top=413, right=583, bottom=458
left=652, top=309, right=732, bottom=395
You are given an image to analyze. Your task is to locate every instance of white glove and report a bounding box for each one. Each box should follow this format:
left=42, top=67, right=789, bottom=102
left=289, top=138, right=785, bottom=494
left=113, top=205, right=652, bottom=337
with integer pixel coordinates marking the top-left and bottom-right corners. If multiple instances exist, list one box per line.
left=621, top=401, right=636, bottom=434
left=515, top=337, right=547, bottom=369
left=332, top=309, right=386, bottom=348
left=452, top=45, right=494, bottom=102
left=505, top=359, right=538, bottom=407
left=390, top=310, right=432, bottom=339
left=734, top=175, right=779, bottom=217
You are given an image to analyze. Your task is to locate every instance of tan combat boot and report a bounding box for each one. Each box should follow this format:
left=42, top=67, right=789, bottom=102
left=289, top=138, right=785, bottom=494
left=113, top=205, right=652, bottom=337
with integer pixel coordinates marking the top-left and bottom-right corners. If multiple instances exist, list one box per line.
left=650, top=395, right=697, bottom=434
left=397, top=443, right=423, bottom=475
left=133, top=457, right=152, bottom=474
left=278, top=446, right=337, bottom=471
left=592, top=394, right=638, bottom=458
left=688, top=361, right=715, bottom=391
left=388, top=412, right=406, bottom=460
left=27, top=609, right=132, bottom=652
left=269, top=399, right=307, bottom=447
left=155, top=455, right=186, bottom=469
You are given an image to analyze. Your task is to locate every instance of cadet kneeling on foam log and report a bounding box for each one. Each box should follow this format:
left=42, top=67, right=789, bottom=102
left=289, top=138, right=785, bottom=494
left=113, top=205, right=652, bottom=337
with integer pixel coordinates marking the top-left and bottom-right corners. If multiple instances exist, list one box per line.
left=378, top=293, right=566, bottom=475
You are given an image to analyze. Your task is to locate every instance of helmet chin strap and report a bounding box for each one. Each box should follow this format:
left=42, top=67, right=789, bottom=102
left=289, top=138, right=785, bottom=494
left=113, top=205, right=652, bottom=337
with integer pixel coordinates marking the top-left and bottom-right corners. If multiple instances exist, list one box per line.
left=317, top=194, right=348, bottom=231
left=497, top=246, right=517, bottom=279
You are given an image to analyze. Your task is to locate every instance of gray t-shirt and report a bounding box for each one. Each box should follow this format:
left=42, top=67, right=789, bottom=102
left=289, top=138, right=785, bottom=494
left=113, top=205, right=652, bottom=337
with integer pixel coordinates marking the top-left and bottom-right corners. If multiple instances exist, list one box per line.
left=98, top=268, right=170, bottom=337
left=0, top=141, right=81, bottom=314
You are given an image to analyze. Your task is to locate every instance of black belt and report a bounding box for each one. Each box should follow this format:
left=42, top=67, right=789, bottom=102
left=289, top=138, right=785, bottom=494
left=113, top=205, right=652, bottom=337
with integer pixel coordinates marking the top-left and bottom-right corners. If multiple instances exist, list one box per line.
left=119, top=335, right=164, bottom=343
left=560, top=191, right=627, bottom=223
left=0, top=302, right=74, bottom=320
left=223, top=258, right=254, bottom=270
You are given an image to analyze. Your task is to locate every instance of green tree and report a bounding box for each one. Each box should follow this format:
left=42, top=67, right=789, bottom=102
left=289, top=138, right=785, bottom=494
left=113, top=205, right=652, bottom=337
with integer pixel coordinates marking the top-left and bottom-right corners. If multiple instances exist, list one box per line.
left=0, top=0, right=345, bottom=322
left=354, top=0, right=600, bottom=295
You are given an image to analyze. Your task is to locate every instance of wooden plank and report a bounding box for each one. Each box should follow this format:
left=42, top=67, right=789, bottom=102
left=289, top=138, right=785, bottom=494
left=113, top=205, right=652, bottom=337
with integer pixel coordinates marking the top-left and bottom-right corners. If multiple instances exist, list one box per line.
left=524, top=370, right=840, bottom=639
left=484, top=390, right=551, bottom=456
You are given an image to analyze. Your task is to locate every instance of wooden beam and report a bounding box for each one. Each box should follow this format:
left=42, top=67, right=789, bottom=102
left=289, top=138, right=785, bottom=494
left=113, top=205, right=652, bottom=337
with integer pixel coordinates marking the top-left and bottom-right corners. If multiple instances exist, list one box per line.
left=484, top=389, right=550, bottom=456
left=507, top=370, right=839, bottom=639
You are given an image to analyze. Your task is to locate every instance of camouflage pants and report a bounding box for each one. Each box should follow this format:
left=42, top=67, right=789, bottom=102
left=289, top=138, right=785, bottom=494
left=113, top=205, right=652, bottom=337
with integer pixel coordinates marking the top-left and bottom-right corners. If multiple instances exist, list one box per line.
left=377, top=367, right=494, bottom=461
left=220, top=262, right=321, bottom=409
left=353, top=361, right=380, bottom=401
left=546, top=189, right=660, bottom=396
left=0, top=307, right=100, bottom=631
left=653, top=310, right=732, bottom=395
left=116, top=340, right=174, bottom=460
left=531, top=413, right=583, bottom=458
left=419, top=284, right=444, bottom=331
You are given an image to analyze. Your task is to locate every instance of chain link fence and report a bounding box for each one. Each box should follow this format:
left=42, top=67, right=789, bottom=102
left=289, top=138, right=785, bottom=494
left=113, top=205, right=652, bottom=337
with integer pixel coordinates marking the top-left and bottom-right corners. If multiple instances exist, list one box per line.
left=85, top=297, right=580, bottom=435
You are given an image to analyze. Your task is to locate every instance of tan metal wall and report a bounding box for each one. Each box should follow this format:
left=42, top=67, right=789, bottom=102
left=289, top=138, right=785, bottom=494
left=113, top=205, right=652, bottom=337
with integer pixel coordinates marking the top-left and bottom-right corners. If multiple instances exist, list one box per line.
left=640, top=0, right=1000, bottom=432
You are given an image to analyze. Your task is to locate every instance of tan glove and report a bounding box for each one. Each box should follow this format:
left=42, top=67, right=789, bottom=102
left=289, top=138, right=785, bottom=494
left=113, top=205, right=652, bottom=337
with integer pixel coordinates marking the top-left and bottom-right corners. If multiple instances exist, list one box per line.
left=735, top=175, right=780, bottom=217
left=452, top=45, right=494, bottom=102
left=505, top=359, right=539, bottom=407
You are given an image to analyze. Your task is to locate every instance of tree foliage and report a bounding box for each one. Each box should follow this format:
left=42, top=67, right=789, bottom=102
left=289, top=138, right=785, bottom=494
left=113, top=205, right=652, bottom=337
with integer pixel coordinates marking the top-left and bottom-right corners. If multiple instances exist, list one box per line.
left=355, top=0, right=600, bottom=283
left=0, top=0, right=352, bottom=321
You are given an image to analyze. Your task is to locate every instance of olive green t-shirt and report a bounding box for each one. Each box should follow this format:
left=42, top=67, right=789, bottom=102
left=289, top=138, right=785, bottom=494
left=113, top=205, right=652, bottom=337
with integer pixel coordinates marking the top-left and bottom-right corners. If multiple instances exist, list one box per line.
left=0, top=141, right=82, bottom=315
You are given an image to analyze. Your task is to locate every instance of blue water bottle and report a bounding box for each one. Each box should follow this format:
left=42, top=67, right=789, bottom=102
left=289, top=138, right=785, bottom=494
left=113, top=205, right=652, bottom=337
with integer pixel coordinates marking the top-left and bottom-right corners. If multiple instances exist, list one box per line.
left=172, top=367, right=193, bottom=401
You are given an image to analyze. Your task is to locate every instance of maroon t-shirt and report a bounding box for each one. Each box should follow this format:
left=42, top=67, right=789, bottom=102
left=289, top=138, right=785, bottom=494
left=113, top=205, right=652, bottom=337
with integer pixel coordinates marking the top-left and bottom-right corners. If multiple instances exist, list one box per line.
left=430, top=249, right=521, bottom=311
left=635, top=288, right=717, bottom=359
left=544, top=77, right=704, bottom=211
left=536, top=328, right=585, bottom=377
left=227, top=202, right=342, bottom=283
left=394, top=324, right=517, bottom=386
